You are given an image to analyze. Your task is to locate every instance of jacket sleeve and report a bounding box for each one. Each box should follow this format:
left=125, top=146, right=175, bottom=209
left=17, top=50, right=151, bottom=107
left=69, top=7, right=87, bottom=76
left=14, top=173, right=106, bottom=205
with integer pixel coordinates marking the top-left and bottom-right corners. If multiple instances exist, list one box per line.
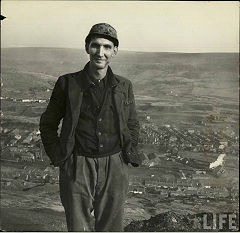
left=127, top=81, right=141, bottom=166
left=39, top=76, right=66, bottom=165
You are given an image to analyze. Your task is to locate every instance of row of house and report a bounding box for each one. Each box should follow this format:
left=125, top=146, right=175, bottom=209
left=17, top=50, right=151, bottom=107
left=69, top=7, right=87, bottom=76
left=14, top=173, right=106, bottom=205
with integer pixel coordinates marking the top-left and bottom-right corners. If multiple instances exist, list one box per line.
left=139, top=122, right=234, bottom=155
left=128, top=182, right=233, bottom=199
left=1, top=96, right=47, bottom=103
left=1, top=128, right=45, bottom=162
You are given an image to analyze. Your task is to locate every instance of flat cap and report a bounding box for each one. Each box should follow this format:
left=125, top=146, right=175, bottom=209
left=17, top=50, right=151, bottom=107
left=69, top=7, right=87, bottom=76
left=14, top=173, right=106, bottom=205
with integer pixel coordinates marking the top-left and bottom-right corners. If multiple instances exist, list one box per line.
left=85, top=23, right=119, bottom=47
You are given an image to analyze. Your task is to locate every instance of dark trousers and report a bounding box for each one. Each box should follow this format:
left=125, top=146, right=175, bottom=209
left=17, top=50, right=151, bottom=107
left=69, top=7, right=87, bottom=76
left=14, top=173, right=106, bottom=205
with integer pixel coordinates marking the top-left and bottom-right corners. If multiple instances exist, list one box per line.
left=59, top=152, right=129, bottom=232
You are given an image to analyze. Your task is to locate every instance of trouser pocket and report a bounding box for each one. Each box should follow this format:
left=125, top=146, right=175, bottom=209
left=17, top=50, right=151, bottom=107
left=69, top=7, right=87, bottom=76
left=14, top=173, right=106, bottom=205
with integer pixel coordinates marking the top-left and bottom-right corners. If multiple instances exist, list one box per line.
left=59, top=154, right=76, bottom=179
left=119, top=151, right=129, bottom=166
left=118, top=152, right=129, bottom=184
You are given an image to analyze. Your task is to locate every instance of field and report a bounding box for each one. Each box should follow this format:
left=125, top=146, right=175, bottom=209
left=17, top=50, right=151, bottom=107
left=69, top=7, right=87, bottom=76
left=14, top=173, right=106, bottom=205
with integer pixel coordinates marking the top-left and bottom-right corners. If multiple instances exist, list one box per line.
left=0, top=48, right=239, bottom=231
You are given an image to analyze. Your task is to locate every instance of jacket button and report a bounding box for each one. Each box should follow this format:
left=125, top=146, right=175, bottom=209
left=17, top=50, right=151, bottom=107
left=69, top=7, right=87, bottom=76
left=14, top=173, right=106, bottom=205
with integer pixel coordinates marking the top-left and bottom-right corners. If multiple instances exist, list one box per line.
left=98, top=118, right=102, bottom=122
left=99, top=144, right=104, bottom=148
left=98, top=132, right=102, bottom=136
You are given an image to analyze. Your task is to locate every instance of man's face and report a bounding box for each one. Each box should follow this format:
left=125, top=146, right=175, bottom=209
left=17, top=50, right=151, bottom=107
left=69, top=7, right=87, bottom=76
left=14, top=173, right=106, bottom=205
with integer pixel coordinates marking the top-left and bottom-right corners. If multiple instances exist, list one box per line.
left=86, top=37, right=118, bottom=70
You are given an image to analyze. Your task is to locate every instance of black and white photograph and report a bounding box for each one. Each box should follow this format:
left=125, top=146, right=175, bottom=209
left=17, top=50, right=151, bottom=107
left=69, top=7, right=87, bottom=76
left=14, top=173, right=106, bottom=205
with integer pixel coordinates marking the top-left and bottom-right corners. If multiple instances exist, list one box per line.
left=0, top=1, right=239, bottom=231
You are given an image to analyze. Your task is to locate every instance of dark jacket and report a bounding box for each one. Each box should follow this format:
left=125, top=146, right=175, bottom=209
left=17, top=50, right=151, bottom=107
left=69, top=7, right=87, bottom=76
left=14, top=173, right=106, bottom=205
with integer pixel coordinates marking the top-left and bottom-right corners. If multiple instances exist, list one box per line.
left=39, top=67, right=142, bottom=167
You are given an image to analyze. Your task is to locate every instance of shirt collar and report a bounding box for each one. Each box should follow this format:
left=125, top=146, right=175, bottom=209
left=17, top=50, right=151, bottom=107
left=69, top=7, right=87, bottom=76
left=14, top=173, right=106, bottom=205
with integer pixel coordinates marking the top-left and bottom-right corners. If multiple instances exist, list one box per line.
left=82, top=62, right=118, bottom=91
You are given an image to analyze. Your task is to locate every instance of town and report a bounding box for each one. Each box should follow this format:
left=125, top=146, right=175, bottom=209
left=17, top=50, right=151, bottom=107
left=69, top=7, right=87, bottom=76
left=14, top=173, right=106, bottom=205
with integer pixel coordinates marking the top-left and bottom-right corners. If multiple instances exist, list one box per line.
left=1, top=107, right=238, bottom=204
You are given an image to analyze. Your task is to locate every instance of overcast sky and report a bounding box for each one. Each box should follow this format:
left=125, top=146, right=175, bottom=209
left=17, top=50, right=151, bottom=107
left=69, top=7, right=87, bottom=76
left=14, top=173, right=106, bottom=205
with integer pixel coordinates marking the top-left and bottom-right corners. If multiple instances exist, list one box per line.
left=1, top=1, right=239, bottom=52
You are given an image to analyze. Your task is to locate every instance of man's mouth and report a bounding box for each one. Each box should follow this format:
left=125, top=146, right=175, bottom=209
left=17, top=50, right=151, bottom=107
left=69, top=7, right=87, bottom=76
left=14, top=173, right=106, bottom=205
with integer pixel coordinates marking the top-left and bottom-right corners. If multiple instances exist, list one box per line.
left=94, top=58, right=105, bottom=62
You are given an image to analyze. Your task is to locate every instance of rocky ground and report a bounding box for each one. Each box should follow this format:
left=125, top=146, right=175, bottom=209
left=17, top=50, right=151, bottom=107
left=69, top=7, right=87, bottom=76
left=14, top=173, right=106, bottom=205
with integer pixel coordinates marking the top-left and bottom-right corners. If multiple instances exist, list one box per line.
left=124, top=211, right=239, bottom=232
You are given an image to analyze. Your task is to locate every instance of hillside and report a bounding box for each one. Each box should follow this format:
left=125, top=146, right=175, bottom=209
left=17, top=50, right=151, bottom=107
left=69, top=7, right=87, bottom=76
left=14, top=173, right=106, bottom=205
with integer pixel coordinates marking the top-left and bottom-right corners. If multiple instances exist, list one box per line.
left=1, top=47, right=239, bottom=128
left=1, top=47, right=239, bottom=231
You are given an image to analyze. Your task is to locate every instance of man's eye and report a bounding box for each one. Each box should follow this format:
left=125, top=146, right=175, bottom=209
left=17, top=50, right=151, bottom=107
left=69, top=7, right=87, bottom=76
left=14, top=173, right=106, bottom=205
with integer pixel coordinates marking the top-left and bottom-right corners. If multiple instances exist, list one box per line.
left=91, top=44, right=98, bottom=48
left=104, top=45, right=112, bottom=49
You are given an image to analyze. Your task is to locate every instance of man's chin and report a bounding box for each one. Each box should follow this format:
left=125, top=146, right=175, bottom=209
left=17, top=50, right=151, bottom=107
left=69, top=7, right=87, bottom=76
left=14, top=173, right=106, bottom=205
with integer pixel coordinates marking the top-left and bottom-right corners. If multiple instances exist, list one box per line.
left=92, top=61, right=108, bottom=69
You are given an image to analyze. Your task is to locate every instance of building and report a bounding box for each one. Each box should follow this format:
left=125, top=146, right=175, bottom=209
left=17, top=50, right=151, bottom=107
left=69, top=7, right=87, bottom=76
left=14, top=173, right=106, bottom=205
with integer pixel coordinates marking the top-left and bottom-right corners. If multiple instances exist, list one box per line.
left=129, top=185, right=145, bottom=194
left=21, top=153, right=35, bottom=162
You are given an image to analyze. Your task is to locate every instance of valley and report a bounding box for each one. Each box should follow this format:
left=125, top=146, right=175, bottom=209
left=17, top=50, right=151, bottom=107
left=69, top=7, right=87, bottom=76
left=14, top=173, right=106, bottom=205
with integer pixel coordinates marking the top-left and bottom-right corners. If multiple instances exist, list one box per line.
left=0, top=48, right=239, bottom=231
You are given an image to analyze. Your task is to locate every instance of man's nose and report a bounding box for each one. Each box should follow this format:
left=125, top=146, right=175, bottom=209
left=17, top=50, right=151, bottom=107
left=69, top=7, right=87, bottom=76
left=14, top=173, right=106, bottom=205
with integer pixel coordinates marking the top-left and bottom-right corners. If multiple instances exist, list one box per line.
left=97, top=46, right=104, bottom=56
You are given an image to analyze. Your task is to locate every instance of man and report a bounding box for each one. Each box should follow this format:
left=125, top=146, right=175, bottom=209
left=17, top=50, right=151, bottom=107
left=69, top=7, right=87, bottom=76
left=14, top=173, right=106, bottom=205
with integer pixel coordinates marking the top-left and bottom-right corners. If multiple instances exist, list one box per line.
left=40, top=23, right=142, bottom=232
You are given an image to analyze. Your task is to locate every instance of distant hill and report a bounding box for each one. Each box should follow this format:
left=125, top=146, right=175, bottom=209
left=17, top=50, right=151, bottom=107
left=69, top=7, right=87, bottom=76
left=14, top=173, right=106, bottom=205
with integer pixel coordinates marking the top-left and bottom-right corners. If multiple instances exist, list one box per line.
left=2, top=47, right=238, bottom=77
left=1, top=47, right=239, bottom=128
left=2, top=47, right=238, bottom=97
left=1, top=47, right=89, bottom=77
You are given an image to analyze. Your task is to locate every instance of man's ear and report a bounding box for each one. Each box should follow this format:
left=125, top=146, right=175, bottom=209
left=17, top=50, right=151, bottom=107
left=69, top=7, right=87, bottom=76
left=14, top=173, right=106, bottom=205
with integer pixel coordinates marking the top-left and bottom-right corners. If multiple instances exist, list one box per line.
left=85, top=43, right=90, bottom=54
left=113, top=46, right=118, bottom=55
